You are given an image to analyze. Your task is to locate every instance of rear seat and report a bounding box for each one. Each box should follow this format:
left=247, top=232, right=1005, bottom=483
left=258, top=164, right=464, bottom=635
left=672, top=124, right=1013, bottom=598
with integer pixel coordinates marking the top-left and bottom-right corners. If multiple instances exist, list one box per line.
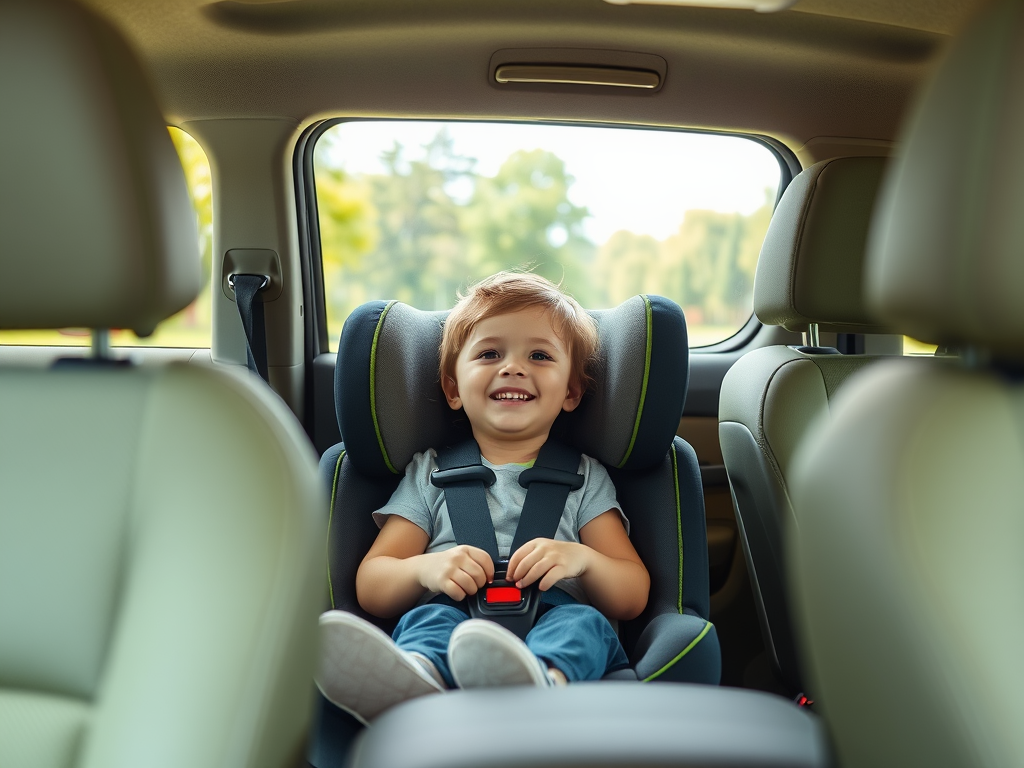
left=718, top=156, right=895, bottom=695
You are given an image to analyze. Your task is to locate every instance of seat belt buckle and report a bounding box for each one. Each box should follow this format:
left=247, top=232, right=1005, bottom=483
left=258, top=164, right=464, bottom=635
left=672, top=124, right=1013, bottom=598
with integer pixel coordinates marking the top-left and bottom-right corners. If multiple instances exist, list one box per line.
left=484, top=585, right=523, bottom=605
left=468, top=560, right=541, bottom=639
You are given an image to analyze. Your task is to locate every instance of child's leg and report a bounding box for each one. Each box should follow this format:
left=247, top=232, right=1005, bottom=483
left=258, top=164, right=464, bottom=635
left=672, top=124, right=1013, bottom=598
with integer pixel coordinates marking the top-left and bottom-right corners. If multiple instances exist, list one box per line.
left=392, top=602, right=469, bottom=688
left=525, top=604, right=629, bottom=682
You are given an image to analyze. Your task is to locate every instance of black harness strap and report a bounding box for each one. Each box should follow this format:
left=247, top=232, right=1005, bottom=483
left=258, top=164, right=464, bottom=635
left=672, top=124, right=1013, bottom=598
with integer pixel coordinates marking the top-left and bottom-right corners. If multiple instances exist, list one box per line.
left=431, top=440, right=500, bottom=562
left=511, top=440, right=585, bottom=553
left=430, top=439, right=584, bottom=638
left=431, top=439, right=584, bottom=557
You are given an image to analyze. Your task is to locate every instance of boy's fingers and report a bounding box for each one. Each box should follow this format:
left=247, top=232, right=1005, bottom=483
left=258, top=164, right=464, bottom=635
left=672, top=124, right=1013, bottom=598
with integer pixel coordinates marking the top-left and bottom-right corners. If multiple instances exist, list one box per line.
left=463, top=559, right=488, bottom=589
left=444, top=581, right=467, bottom=601
left=517, top=560, right=553, bottom=589
left=538, top=567, right=565, bottom=591
left=512, top=545, right=551, bottom=582
left=465, top=546, right=496, bottom=582
left=450, top=569, right=479, bottom=597
left=506, top=547, right=526, bottom=580
left=508, top=540, right=544, bottom=577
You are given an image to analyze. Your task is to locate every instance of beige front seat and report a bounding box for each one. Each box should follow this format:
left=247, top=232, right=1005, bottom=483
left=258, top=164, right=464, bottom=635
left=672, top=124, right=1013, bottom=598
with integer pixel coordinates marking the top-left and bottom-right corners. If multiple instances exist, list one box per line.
left=790, top=1, right=1024, bottom=766
left=0, top=2, right=324, bottom=768
left=718, top=156, right=889, bottom=695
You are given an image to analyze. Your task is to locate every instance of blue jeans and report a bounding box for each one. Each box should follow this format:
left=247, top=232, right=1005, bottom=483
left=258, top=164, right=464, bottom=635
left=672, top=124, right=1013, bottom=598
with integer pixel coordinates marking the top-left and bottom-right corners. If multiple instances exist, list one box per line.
left=391, top=597, right=630, bottom=688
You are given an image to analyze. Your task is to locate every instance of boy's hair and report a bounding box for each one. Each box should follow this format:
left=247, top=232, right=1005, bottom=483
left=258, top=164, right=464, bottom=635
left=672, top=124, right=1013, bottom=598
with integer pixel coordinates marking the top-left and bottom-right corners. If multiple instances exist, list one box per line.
left=440, top=271, right=599, bottom=395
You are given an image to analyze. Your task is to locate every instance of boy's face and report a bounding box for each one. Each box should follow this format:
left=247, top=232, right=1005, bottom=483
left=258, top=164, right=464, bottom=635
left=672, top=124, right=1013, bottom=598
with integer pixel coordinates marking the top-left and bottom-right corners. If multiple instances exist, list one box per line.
left=442, top=307, right=582, bottom=446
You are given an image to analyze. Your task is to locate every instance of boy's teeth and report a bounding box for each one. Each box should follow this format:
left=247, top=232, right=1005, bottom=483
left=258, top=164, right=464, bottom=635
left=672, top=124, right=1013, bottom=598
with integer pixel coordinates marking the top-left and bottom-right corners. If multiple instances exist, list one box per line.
left=495, top=392, right=530, bottom=400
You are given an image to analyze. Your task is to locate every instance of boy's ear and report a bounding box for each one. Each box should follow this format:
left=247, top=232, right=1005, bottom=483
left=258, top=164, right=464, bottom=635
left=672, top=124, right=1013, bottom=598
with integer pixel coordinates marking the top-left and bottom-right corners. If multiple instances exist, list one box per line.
left=562, top=382, right=583, bottom=413
left=441, top=375, right=462, bottom=410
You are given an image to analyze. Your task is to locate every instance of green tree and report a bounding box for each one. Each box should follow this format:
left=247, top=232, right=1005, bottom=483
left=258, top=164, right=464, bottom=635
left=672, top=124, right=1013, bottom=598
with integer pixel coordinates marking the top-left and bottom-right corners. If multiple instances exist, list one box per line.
left=594, top=189, right=775, bottom=340
left=316, top=167, right=378, bottom=331
left=364, top=132, right=473, bottom=309
left=315, top=132, right=601, bottom=332
left=460, top=149, right=596, bottom=304
left=593, top=231, right=662, bottom=306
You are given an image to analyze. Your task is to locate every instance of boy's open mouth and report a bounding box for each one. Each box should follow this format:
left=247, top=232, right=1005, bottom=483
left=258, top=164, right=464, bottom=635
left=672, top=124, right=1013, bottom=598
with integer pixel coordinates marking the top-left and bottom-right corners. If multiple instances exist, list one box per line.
left=490, top=388, right=535, bottom=401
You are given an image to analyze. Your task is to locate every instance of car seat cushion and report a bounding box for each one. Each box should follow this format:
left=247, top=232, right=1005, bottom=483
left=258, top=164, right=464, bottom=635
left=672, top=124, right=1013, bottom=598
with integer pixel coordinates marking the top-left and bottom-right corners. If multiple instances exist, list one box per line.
left=631, top=612, right=721, bottom=684
left=335, top=295, right=688, bottom=480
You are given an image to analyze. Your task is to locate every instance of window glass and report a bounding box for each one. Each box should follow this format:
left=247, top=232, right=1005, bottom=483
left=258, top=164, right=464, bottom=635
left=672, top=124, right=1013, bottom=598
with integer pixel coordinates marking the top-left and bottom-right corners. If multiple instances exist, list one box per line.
left=0, top=127, right=213, bottom=348
left=314, top=121, right=782, bottom=350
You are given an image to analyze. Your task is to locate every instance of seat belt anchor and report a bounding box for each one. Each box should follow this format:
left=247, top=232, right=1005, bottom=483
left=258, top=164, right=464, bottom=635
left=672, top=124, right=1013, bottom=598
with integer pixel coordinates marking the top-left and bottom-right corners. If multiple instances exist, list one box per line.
left=228, top=273, right=270, bottom=292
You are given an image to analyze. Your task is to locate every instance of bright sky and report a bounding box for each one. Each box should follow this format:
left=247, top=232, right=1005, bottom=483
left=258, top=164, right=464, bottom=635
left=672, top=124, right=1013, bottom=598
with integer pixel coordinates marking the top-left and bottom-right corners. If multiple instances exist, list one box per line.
left=317, top=121, right=781, bottom=245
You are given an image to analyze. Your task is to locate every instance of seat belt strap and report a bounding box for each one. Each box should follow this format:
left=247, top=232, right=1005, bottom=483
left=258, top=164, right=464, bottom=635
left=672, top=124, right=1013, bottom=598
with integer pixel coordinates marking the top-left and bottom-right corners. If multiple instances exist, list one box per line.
left=230, top=273, right=270, bottom=383
left=511, top=440, right=584, bottom=553
left=431, top=438, right=584, bottom=639
left=432, top=440, right=500, bottom=561
left=431, top=439, right=583, bottom=557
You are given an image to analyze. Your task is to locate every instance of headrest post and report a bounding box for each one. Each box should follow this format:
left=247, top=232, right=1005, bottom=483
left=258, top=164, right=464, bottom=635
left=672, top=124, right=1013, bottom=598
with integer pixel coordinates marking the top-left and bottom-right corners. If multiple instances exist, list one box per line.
left=805, top=323, right=820, bottom=349
left=91, top=329, right=111, bottom=361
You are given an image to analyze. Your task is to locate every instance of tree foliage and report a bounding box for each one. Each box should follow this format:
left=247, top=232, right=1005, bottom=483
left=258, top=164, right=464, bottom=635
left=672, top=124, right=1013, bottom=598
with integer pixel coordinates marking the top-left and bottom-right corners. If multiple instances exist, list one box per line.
left=315, top=129, right=774, bottom=347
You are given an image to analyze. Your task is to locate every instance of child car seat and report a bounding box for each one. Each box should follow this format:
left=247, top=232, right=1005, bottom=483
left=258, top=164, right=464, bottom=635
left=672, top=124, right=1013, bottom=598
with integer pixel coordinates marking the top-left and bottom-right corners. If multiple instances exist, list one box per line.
left=320, top=294, right=719, bottom=685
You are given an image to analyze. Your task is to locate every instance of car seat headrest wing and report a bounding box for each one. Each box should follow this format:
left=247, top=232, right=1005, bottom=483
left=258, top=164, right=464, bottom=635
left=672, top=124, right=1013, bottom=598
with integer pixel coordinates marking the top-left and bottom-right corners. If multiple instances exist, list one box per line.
left=866, top=0, right=1024, bottom=360
left=753, top=156, right=890, bottom=335
left=0, top=0, right=201, bottom=337
left=335, top=295, right=688, bottom=479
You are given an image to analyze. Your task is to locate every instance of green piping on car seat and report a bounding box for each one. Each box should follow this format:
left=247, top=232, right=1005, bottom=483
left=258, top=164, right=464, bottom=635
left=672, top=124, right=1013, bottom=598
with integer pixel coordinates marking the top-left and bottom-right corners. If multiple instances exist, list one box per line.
left=370, top=301, right=399, bottom=474
left=618, top=295, right=653, bottom=468
left=672, top=444, right=683, bottom=614
left=642, top=620, right=714, bottom=682
left=327, top=449, right=345, bottom=609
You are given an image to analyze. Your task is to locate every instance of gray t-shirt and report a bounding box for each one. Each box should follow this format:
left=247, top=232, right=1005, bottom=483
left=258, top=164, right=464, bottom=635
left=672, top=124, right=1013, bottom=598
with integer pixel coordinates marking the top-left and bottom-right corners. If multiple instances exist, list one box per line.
left=373, top=449, right=626, bottom=604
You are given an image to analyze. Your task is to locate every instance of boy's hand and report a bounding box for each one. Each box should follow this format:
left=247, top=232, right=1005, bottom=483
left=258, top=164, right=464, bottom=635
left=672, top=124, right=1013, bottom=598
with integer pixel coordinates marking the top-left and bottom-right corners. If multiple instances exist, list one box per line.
left=507, top=539, right=592, bottom=591
left=416, top=545, right=495, bottom=601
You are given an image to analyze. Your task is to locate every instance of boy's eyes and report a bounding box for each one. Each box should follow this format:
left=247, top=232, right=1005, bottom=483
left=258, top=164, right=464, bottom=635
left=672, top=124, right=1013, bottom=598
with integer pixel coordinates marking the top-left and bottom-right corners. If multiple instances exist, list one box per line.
left=474, top=350, right=554, bottom=361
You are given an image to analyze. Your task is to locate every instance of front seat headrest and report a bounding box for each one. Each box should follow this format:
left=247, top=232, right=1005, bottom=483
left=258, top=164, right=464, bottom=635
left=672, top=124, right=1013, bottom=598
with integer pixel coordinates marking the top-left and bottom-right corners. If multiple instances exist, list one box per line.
left=0, top=0, right=201, bottom=337
left=753, top=156, right=889, bottom=334
left=867, top=0, right=1024, bottom=360
left=335, top=295, right=688, bottom=479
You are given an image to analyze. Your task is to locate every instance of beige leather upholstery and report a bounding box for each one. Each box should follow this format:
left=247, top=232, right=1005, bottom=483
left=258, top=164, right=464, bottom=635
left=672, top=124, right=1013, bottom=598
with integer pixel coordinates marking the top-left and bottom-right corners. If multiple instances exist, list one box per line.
left=755, top=157, right=889, bottom=334
left=792, top=362, right=1024, bottom=767
left=719, top=156, right=888, bottom=694
left=0, top=0, right=201, bottom=336
left=0, top=2, right=325, bottom=767
left=867, top=0, right=1024, bottom=358
left=0, top=365, right=325, bottom=768
left=790, top=1, right=1024, bottom=766
left=719, top=346, right=878, bottom=693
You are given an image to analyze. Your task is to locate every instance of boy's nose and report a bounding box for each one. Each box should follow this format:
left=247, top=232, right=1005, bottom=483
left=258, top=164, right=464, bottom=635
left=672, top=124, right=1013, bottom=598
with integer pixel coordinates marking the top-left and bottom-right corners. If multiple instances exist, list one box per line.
left=499, top=359, right=526, bottom=376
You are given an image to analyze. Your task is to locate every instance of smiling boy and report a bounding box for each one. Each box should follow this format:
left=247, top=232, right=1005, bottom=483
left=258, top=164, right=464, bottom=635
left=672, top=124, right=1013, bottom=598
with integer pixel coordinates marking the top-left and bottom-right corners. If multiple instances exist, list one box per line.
left=317, top=272, right=650, bottom=723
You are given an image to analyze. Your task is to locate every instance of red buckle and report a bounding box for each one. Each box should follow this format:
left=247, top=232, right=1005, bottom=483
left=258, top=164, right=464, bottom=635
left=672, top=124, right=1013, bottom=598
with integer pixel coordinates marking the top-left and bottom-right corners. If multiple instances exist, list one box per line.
left=485, top=586, right=522, bottom=604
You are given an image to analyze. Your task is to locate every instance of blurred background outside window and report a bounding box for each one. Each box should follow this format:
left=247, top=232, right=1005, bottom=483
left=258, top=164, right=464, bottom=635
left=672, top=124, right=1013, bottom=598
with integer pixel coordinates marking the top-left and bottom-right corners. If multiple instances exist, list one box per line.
left=314, top=121, right=783, bottom=350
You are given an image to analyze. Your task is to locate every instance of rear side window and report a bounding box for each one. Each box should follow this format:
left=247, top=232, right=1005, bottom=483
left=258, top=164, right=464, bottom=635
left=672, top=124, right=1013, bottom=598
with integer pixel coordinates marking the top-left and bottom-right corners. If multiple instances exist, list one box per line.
left=0, top=127, right=212, bottom=348
left=313, top=121, right=782, bottom=350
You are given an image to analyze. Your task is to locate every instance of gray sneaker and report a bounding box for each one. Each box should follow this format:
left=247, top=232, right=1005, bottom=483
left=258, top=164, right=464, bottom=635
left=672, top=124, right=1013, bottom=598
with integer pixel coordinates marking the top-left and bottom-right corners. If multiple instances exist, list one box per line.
left=448, top=619, right=557, bottom=689
left=316, top=611, right=444, bottom=723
